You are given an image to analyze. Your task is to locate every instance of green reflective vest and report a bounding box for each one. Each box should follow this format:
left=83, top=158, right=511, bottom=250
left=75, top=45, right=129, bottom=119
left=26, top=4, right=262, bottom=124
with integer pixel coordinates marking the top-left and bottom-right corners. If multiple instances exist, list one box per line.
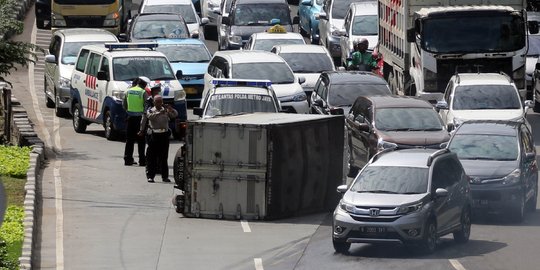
left=126, top=86, right=145, bottom=113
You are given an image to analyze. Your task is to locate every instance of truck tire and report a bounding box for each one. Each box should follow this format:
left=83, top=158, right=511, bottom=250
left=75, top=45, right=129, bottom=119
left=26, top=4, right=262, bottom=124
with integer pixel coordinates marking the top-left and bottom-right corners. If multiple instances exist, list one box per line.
left=103, top=110, right=120, bottom=141
left=72, top=102, right=87, bottom=133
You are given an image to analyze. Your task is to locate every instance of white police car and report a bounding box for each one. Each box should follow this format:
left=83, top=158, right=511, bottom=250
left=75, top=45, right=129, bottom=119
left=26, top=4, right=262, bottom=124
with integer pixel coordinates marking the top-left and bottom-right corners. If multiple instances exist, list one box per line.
left=70, top=43, right=187, bottom=140
left=194, top=79, right=281, bottom=118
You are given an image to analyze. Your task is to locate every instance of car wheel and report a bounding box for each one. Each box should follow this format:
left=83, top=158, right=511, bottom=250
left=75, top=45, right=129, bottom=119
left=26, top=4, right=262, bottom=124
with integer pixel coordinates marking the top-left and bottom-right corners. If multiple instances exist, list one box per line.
left=54, top=90, right=69, bottom=117
left=310, top=28, right=318, bottom=45
left=526, top=183, right=537, bottom=212
left=453, top=208, right=471, bottom=244
left=332, top=238, right=350, bottom=254
left=103, top=110, right=119, bottom=141
left=72, top=102, right=87, bottom=133
left=45, top=77, right=55, bottom=108
left=421, top=219, right=437, bottom=254
left=511, top=194, right=525, bottom=223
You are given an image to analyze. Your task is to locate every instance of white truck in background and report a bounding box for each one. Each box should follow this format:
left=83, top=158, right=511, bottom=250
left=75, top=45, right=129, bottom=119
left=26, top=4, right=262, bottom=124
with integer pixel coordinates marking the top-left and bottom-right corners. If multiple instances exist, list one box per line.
left=378, top=0, right=536, bottom=102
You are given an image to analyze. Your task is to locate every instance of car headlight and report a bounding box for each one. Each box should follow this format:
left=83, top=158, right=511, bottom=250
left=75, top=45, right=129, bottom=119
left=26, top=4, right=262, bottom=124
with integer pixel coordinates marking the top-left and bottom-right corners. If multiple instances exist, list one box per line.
left=104, top=12, right=119, bottom=27
left=502, top=169, right=521, bottom=185
left=339, top=200, right=356, bottom=214
left=112, top=90, right=125, bottom=100
left=279, top=93, right=307, bottom=102
left=397, top=201, right=423, bottom=215
left=174, top=89, right=186, bottom=101
left=58, top=77, right=70, bottom=88
left=52, top=14, right=66, bottom=27
left=229, top=35, right=242, bottom=44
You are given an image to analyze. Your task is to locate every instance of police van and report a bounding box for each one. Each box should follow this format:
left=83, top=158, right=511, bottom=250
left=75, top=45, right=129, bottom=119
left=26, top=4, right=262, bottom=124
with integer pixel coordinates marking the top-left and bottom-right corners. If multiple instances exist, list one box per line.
left=70, top=43, right=187, bottom=140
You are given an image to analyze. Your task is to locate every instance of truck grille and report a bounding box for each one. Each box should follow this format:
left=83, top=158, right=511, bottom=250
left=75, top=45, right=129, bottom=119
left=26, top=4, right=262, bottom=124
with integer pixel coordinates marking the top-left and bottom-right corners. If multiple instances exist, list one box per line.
left=436, top=58, right=513, bottom=93
left=65, top=16, right=105, bottom=28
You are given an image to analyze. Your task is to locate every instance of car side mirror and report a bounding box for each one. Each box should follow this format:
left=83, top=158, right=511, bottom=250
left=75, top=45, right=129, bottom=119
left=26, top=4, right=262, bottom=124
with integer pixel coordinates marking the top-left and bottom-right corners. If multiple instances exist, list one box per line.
left=435, top=100, right=449, bottom=111
left=97, top=71, right=109, bottom=81
left=529, top=21, right=539, bottom=35
left=298, top=76, right=306, bottom=84
left=406, top=28, right=415, bottom=43
left=176, top=70, right=183, bottom=79
left=337, top=185, right=348, bottom=193
left=118, top=33, right=128, bottom=42
left=45, top=55, right=56, bottom=64
left=526, top=152, right=536, bottom=160
left=435, top=188, right=448, bottom=198
left=313, top=99, right=324, bottom=107
left=329, top=107, right=344, bottom=115
left=221, top=16, right=230, bottom=25
left=358, top=123, right=370, bottom=132
left=201, top=17, right=209, bottom=26
left=315, top=12, right=327, bottom=20
left=191, top=31, right=200, bottom=39
left=439, top=142, right=448, bottom=149
left=293, top=16, right=300, bottom=25
left=524, top=100, right=534, bottom=109
left=193, top=107, right=203, bottom=117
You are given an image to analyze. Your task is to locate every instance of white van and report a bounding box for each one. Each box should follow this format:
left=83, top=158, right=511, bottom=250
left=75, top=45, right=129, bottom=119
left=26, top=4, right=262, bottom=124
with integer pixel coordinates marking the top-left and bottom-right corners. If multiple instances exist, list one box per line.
left=70, top=43, right=187, bottom=140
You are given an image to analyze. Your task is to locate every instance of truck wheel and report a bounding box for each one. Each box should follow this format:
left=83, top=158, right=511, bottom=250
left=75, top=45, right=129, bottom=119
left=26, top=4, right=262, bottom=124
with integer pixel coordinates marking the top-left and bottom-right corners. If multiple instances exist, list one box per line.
left=453, top=208, right=471, bottom=244
left=104, top=110, right=119, bottom=141
left=332, top=238, right=350, bottom=254
left=72, top=103, right=87, bottom=133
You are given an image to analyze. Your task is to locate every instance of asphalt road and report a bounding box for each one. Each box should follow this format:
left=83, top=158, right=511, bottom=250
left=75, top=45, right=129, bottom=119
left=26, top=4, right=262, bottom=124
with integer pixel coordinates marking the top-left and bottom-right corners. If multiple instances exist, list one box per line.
left=6, top=3, right=540, bottom=270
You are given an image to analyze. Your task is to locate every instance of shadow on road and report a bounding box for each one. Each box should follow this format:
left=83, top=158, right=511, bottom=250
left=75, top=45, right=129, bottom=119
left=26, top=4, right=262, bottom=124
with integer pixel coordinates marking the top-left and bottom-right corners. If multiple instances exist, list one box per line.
left=472, top=209, right=540, bottom=227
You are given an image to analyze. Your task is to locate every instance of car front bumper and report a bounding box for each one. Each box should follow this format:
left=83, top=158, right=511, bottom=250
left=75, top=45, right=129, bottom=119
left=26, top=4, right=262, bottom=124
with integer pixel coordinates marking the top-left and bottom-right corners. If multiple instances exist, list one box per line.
left=471, top=184, right=523, bottom=215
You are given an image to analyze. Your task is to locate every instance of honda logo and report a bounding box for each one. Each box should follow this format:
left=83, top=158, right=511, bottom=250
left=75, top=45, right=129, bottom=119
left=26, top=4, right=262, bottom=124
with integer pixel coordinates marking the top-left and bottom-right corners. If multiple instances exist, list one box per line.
left=369, top=208, right=380, bottom=216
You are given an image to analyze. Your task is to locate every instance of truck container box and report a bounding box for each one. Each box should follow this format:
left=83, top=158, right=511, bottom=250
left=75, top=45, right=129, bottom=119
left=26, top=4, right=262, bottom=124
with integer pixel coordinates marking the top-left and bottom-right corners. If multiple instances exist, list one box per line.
left=174, top=113, right=344, bottom=220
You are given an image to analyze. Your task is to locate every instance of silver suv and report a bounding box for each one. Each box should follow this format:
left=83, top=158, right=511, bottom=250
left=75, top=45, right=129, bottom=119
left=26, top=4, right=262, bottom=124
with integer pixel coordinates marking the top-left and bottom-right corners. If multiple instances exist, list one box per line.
left=333, top=148, right=472, bottom=254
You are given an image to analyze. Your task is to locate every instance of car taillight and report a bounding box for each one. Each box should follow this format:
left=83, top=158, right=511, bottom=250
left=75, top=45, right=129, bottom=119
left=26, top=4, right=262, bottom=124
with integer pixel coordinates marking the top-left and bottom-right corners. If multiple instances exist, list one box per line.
left=176, top=121, right=188, bottom=141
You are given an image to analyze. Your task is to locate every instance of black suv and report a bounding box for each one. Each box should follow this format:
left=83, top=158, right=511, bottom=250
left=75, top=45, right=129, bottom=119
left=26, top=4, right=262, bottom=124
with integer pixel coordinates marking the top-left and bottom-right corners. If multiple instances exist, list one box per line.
left=447, top=120, right=538, bottom=222
left=219, top=0, right=298, bottom=50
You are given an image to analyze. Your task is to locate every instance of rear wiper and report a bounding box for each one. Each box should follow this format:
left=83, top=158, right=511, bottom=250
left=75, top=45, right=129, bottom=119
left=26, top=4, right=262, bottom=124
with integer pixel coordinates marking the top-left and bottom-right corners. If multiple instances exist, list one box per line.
left=358, top=190, right=398, bottom=194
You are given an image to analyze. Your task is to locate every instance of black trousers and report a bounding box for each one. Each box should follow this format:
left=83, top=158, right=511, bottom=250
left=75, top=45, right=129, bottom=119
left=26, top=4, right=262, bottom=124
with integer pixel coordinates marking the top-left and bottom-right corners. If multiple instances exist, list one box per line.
left=146, top=131, right=170, bottom=180
left=124, top=116, right=145, bottom=163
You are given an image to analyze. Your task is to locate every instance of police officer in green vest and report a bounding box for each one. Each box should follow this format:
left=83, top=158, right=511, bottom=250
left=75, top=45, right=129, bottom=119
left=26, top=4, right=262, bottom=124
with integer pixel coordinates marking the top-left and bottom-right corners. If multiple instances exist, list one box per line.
left=123, top=76, right=150, bottom=166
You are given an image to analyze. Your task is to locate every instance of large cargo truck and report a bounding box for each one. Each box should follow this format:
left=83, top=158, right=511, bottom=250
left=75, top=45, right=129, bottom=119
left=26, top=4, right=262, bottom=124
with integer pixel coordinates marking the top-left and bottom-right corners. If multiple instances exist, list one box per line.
left=172, top=113, right=344, bottom=220
left=379, top=0, right=535, bottom=102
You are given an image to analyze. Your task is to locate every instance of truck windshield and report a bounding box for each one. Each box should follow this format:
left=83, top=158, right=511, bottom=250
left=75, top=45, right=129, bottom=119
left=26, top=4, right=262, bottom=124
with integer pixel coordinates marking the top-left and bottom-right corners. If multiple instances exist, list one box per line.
left=205, top=94, right=277, bottom=117
left=112, top=57, right=176, bottom=82
left=54, top=0, right=116, bottom=4
left=421, top=14, right=525, bottom=53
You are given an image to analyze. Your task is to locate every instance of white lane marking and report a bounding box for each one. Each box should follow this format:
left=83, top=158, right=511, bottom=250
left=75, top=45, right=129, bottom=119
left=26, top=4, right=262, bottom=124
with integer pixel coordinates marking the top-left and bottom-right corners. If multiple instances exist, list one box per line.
left=254, top=258, right=264, bottom=270
left=241, top=220, right=251, bottom=233
left=449, top=259, right=466, bottom=270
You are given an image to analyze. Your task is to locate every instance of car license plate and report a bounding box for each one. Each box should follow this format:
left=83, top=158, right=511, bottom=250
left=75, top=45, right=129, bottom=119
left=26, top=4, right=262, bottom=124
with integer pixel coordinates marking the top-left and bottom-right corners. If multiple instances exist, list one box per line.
left=184, top=87, right=198, bottom=94
left=474, top=199, right=489, bottom=206
left=360, top=227, right=386, bottom=233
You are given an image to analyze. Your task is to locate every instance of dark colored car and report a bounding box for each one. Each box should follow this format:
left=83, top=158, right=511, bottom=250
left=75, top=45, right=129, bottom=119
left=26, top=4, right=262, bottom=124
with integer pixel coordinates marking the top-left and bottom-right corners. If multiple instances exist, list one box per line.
left=346, top=95, right=449, bottom=176
left=219, top=0, right=298, bottom=50
left=121, top=13, right=191, bottom=42
left=310, top=71, right=391, bottom=115
left=447, top=120, right=538, bottom=222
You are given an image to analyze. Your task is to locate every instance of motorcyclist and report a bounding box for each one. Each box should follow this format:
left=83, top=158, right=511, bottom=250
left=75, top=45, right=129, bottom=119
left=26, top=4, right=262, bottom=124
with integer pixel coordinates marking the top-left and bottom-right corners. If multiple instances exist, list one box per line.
left=347, top=38, right=378, bottom=72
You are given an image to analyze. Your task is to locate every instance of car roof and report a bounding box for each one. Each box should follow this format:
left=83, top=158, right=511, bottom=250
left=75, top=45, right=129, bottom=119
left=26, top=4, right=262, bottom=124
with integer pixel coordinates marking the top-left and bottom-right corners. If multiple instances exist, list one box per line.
left=155, top=38, right=205, bottom=45
left=274, top=44, right=329, bottom=54
left=214, top=50, right=286, bottom=64
left=56, top=28, right=118, bottom=42
left=136, top=13, right=185, bottom=21
left=453, top=120, right=520, bottom=136
left=371, top=149, right=438, bottom=168
left=453, top=73, right=513, bottom=86
left=351, top=1, right=378, bottom=15
left=252, top=32, right=304, bottom=40
left=324, top=71, right=388, bottom=85
left=366, top=95, right=434, bottom=108
left=80, top=44, right=168, bottom=58
left=143, top=0, right=191, bottom=5
left=235, top=0, right=287, bottom=4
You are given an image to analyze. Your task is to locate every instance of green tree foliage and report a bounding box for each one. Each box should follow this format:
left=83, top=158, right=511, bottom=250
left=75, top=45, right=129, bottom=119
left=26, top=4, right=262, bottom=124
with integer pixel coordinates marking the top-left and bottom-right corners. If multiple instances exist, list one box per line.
left=0, top=0, right=44, bottom=86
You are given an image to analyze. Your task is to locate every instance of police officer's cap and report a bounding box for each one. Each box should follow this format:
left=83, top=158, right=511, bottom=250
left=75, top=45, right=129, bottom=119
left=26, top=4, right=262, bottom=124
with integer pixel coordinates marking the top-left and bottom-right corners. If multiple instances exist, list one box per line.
left=139, top=76, right=151, bottom=84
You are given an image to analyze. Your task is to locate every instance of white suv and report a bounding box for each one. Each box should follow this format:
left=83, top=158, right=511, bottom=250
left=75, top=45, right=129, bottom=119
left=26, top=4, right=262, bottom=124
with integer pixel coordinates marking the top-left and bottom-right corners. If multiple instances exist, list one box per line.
left=436, top=73, right=532, bottom=131
left=44, top=28, right=118, bottom=117
left=203, top=50, right=309, bottom=113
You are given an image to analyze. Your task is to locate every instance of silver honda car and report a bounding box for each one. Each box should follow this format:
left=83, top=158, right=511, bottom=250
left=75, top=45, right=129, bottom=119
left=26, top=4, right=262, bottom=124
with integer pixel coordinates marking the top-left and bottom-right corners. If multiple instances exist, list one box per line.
left=332, top=148, right=472, bottom=254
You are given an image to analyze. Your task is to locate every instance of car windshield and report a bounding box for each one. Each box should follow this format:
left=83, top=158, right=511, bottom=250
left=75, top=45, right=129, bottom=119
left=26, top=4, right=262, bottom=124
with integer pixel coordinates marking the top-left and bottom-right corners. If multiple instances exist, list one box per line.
left=350, top=166, right=429, bottom=194
left=279, top=53, right=334, bottom=73
left=142, top=5, right=198, bottom=24
left=253, top=39, right=305, bottom=51
left=329, top=84, right=391, bottom=106
left=332, top=0, right=357, bottom=19
left=233, top=4, right=291, bottom=26
left=157, top=44, right=211, bottom=63
left=62, top=41, right=113, bottom=65
left=232, top=62, right=295, bottom=84
left=421, top=14, right=525, bottom=53
left=528, top=35, right=540, bottom=56
left=132, top=20, right=189, bottom=39
left=449, top=134, right=518, bottom=161
left=112, top=57, right=176, bottom=81
left=452, top=85, right=521, bottom=110
left=375, top=108, right=444, bottom=131
left=205, top=93, right=277, bottom=117
left=352, top=15, right=378, bottom=35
